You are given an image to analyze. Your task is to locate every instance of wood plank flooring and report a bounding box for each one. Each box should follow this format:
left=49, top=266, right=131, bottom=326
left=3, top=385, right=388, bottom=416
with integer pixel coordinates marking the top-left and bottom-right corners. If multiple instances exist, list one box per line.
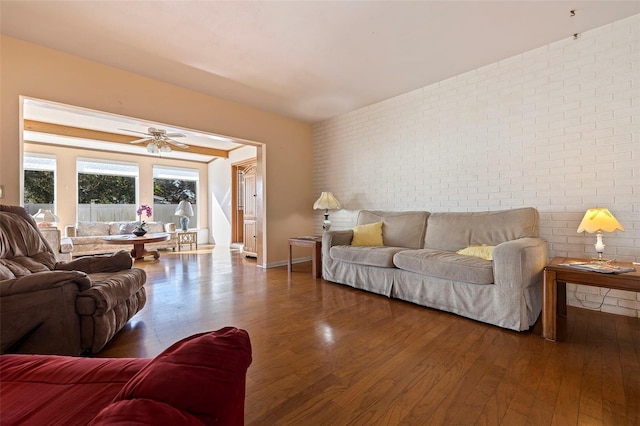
left=97, top=246, right=640, bottom=425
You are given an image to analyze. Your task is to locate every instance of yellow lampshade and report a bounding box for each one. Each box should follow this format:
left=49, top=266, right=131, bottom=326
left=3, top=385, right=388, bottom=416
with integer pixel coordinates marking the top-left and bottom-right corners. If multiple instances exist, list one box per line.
left=577, top=208, right=624, bottom=233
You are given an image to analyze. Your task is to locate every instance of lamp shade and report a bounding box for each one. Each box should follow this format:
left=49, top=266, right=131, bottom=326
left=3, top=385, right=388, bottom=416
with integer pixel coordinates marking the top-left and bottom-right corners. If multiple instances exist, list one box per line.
left=33, top=209, right=59, bottom=227
left=313, top=192, right=341, bottom=210
left=577, top=208, right=624, bottom=233
left=174, top=200, right=194, bottom=217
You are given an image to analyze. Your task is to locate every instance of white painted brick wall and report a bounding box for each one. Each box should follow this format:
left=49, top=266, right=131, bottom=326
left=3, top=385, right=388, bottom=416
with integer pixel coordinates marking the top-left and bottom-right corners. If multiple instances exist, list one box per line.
left=312, top=15, right=640, bottom=318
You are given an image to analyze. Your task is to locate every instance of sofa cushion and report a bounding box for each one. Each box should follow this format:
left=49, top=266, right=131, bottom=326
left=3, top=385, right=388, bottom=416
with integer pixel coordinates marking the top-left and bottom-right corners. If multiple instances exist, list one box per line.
left=77, top=222, right=111, bottom=237
left=146, top=222, right=165, bottom=233
left=71, top=236, right=110, bottom=245
left=76, top=269, right=147, bottom=315
left=0, top=354, right=149, bottom=426
left=351, top=221, right=383, bottom=246
left=60, top=237, right=73, bottom=254
left=110, top=222, right=137, bottom=235
left=457, top=245, right=496, bottom=261
left=0, top=259, right=31, bottom=278
left=393, top=249, right=494, bottom=285
left=424, top=208, right=539, bottom=252
left=330, top=245, right=408, bottom=268
left=104, top=327, right=252, bottom=426
left=0, top=263, right=16, bottom=280
left=91, top=399, right=202, bottom=425
left=357, top=211, right=429, bottom=249
left=1, top=253, right=55, bottom=276
left=0, top=212, right=55, bottom=267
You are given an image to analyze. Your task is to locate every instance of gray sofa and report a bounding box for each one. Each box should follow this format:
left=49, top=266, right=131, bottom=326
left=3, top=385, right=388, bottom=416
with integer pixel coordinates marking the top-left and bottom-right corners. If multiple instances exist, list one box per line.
left=65, top=221, right=177, bottom=257
left=322, top=208, right=549, bottom=331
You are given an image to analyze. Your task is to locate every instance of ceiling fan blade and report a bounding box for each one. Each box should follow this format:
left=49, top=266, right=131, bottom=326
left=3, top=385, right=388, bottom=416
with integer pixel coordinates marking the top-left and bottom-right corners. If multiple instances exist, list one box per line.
left=130, top=138, right=151, bottom=144
left=118, top=128, right=152, bottom=136
left=167, top=138, right=188, bottom=149
left=165, top=132, right=186, bottom=138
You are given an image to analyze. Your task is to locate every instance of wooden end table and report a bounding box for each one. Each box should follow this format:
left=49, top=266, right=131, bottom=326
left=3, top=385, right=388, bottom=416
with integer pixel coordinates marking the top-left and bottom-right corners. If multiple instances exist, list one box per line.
left=103, top=233, right=170, bottom=260
left=288, top=236, right=322, bottom=278
left=177, top=231, right=198, bottom=251
left=542, top=257, right=640, bottom=341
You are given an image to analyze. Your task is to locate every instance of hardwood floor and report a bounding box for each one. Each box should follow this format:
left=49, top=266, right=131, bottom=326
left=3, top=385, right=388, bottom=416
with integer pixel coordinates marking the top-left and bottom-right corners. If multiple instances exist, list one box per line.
left=97, top=246, right=640, bottom=425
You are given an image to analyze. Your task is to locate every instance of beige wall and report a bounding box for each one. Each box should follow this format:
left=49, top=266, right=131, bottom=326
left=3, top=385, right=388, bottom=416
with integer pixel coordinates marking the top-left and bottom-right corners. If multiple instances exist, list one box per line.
left=23, top=142, right=210, bottom=232
left=0, top=35, right=314, bottom=266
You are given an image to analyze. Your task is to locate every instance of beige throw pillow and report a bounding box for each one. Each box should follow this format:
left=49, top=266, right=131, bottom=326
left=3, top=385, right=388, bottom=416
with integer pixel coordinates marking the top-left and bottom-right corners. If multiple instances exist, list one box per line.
left=351, top=221, right=384, bottom=247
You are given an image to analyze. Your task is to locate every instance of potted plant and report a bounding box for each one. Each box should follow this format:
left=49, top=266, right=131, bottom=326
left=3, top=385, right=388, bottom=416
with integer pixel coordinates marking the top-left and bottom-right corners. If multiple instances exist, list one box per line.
left=134, top=205, right=152, bottom=236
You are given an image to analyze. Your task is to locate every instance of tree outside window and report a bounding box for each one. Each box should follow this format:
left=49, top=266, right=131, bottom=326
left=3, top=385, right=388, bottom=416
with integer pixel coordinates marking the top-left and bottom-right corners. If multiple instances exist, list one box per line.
left=23, top=155, right=56, bottom=215
left=77, top=160, right=138, bottom=222
left=153, top=166, right=198, bottom=228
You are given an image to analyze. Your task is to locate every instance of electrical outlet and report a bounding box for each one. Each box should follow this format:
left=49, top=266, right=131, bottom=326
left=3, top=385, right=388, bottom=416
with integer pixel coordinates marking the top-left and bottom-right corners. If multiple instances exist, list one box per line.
left=0, top=185, right=4, bottom=199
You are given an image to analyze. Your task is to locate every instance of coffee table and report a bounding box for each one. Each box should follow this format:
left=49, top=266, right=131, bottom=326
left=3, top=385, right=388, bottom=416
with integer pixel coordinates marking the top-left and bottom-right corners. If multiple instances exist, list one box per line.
left=103, top=233, right=170, bottom=260
left=542, top=257, right=640, bottom=341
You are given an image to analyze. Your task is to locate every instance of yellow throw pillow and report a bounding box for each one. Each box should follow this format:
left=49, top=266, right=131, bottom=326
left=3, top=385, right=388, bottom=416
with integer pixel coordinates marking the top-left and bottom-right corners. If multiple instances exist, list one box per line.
left=351, top=221, right=384, bottom=247
left=456, top=245, right=496, bottom=261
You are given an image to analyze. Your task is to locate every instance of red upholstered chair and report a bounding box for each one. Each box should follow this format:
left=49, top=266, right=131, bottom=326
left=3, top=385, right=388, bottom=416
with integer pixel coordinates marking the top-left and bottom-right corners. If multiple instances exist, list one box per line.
left=0, top=327, right=252, bottom=425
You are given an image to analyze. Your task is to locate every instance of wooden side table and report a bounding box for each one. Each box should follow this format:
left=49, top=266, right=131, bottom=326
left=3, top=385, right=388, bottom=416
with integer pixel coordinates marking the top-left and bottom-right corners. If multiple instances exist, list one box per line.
left=288, top=236, right=322, bottom=278
left=177, top=231, right=198, bottom=251
left=542, top=257, right=640, bottom=341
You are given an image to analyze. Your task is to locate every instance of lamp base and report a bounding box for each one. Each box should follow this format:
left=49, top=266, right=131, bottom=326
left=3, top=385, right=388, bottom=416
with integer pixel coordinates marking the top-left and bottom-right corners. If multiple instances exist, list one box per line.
left=180, top=216, right=190, bottom=231
left=594, top=231, right=605, bottom=262
left=322, top=213, right=331, bottom=231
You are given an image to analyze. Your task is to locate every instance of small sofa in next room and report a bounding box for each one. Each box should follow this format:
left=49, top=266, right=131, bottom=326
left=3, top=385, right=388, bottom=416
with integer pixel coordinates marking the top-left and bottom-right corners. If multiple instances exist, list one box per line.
left=65, top=221, right=177, bottom=257
left=323, top=208, right=549, bottom=331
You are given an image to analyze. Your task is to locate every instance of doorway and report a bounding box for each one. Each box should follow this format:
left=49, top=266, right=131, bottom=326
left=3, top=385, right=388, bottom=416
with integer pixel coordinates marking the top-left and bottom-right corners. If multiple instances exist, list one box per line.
left=231, top=158, right=257, bottom=256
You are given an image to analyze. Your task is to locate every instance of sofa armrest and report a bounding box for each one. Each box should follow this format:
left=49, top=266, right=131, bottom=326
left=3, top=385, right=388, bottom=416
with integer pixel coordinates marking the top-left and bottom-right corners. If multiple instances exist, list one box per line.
left=92, top=328, right=252, bottom=426
left=55, top=251, right=133, bottom=274
left=64, top=225, right=77, bottom=237
left=492, top=238, right=549, bottom=289
left=0, top=271, right=91, bottom=296
left=60, top=237, right=73, bottom=254
left=1, top=271, right=91, bottom=355
left=322, top=230, right=354, bottom=258
left=164, top=223, right=176, bottom=233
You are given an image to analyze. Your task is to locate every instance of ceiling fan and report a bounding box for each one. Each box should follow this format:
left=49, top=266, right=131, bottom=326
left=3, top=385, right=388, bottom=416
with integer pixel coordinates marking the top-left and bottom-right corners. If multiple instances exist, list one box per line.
left=120, top=127, right=188, bottom=154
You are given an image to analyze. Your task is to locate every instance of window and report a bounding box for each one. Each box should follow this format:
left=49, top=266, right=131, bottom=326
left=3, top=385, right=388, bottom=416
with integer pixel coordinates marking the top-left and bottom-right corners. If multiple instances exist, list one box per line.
left=153, top=166, right=198, bottom=228
left=23, top=154, right=56, bottom=215
left=77, top=159, right=138, bottom=222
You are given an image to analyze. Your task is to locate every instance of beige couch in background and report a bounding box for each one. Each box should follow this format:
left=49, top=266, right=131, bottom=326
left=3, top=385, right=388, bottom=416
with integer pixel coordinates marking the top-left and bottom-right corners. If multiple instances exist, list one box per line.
left=65, top=221, right=177, bottom=257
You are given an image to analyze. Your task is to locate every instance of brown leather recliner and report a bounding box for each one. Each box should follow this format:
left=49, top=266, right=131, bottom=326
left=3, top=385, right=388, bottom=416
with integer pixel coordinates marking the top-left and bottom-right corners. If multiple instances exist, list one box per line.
left=0, top=205, right=146, bottom=355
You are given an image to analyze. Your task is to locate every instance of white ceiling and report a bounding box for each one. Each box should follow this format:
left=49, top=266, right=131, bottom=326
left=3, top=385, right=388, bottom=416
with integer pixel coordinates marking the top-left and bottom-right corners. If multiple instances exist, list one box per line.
left=2, top=1, right=639, bottom=125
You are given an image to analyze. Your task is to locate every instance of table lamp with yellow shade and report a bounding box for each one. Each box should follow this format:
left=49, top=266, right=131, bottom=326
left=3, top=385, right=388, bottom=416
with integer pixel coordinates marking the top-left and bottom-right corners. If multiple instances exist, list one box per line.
left=577, top=208, right=624, bottom=262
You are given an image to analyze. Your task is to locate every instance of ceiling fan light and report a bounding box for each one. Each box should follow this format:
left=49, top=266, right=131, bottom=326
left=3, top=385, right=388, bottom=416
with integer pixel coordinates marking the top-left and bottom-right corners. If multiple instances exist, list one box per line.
left=146, top=142, right=159, bottom=154
left=159, top=144, right=172, bottom=153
